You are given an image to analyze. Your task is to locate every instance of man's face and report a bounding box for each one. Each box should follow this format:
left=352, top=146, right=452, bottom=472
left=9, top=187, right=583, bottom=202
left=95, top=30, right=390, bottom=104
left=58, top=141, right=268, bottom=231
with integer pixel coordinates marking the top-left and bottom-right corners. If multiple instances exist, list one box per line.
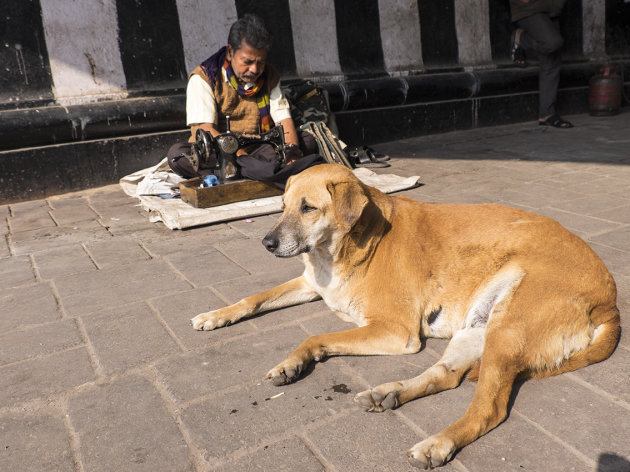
left=226, top=40, right=268, bottom=84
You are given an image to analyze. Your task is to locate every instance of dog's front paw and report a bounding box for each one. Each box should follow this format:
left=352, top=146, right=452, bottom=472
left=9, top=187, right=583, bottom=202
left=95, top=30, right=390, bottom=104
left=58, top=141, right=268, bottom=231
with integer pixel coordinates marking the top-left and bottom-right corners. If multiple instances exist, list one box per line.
left=190, top=310, right=233, bottom=331
left=407, top=435, right=456, bottom=469
left=354, top=386, right=399, bottom=412
left=266, top=357, right=307, bottom=386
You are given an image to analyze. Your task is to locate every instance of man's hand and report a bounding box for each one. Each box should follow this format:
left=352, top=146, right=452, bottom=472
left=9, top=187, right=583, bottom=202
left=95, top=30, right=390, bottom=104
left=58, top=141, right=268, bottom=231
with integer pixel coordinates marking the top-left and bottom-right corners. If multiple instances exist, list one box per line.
left=284, top=144, right=302, bottom=165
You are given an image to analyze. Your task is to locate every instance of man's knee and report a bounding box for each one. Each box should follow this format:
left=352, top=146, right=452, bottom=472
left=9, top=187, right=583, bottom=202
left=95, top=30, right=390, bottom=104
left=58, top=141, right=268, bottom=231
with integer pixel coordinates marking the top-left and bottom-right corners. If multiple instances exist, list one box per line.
left=166, top=142, right=199, bottom=179
left=299, top=130, right=318, bottom=156
left=540, top=35, right=563, bottom=54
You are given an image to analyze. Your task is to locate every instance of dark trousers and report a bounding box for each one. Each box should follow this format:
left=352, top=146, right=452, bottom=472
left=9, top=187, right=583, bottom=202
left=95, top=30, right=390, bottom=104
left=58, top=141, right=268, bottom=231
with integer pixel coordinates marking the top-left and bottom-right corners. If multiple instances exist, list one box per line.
left=517, top=13, right=564, bottom=118
left=166, top=130, right=322, bottom=188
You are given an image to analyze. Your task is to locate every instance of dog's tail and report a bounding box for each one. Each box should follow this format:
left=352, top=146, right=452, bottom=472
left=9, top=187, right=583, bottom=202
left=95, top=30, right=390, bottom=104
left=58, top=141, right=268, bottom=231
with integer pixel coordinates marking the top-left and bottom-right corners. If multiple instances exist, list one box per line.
left=529, top=304, right=621, bottom=380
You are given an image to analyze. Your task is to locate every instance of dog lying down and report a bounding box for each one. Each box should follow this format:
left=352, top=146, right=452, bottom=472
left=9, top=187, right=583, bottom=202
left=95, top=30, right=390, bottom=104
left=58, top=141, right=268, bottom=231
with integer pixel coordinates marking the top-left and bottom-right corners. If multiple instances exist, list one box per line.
left=191, top=163, right=619, bottom=469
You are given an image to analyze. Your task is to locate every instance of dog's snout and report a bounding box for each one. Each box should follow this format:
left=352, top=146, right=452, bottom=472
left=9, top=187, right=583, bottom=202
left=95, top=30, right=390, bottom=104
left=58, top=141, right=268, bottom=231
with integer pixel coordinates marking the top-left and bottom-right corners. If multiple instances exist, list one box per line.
left=262, top=233, right=278, bottom=253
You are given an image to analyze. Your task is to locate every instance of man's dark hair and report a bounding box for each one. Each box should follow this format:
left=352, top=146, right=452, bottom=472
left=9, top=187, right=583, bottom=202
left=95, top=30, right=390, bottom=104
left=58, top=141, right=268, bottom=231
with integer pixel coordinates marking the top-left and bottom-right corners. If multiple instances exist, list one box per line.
left=228, top=14, right=273, bottom=51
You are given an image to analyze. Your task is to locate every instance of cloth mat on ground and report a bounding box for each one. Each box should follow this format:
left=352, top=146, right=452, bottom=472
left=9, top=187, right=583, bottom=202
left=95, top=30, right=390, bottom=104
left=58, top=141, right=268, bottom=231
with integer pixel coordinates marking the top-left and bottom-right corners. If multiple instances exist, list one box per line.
left=120, top=158, right=420, bottom=230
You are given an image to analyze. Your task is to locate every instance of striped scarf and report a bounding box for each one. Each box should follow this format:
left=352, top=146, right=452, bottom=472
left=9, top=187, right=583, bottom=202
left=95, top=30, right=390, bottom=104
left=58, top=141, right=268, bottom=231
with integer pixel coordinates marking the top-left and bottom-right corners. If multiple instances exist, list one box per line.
left=222, top=55, right=272, bottom=133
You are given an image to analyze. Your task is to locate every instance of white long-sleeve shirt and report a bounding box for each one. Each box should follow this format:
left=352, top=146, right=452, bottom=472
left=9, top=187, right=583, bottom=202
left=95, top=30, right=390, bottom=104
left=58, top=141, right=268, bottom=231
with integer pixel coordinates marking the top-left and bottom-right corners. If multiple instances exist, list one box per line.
left=186, top=69, right=292, bottom=127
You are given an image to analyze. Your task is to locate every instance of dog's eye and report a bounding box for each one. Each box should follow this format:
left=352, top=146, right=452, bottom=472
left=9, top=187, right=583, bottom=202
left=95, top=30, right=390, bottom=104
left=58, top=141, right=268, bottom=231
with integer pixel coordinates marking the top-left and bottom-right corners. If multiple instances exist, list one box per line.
left=301, top=203, right=317, bottom=214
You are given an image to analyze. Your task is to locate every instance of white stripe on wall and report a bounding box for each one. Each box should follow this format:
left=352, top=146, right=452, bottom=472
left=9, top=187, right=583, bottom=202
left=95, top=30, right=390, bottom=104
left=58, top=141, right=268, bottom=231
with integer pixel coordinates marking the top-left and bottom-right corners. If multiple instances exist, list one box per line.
left=176, top=0, right=238, bottom=74
left=40, top=0, right=126, bottom=105
left=288, top=0, right=342, bottom=77
left=378, top=0, right=423, bottom=73
left=454, top=0, right=492, bottom=66
left=583, top=0, right=606, bottom=59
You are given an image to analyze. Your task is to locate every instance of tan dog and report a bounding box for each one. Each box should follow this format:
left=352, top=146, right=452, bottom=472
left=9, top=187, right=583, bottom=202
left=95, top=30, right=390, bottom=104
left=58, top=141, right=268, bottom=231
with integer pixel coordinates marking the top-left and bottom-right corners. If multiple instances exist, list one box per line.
left=191, top=163, right=620, bottom=469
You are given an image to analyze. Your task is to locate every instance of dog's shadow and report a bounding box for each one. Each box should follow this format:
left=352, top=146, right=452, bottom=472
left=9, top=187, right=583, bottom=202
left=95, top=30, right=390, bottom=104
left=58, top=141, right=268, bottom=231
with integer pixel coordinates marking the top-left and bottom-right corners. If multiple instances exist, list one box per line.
left=597, top=453, right=630, bottom=472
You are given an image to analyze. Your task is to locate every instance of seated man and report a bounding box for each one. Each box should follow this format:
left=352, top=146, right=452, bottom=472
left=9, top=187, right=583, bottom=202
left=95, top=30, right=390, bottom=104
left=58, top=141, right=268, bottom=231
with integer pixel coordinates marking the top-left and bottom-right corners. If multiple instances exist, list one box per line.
left=167, top=13, right=322, bottom=186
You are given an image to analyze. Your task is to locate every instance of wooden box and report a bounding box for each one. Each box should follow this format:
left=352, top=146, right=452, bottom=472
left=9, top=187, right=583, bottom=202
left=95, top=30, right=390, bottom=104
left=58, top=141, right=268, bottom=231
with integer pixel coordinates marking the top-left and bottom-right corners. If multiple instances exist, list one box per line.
left=179, top=177, right=283, bottom=208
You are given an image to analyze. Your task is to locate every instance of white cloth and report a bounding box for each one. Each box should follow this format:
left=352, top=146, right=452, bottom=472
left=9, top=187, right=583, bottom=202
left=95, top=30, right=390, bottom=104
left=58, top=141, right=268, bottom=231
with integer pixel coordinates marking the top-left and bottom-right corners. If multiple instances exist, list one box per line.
left=120, top=162, right=420, bottom=230
left=186, top=69, right=291, bottom=127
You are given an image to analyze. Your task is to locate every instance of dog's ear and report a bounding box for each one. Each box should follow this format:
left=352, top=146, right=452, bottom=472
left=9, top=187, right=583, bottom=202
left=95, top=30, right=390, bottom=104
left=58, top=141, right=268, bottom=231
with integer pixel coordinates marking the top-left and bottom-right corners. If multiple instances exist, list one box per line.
left=284, top=175, right=295, bottom=194
left=327, top=180, right=369, bottom=232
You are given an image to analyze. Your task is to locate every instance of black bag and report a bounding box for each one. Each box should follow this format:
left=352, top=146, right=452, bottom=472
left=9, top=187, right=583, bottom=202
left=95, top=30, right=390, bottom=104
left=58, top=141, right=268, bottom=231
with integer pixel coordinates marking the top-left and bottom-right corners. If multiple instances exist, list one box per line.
left=282, top=80, right=330, bottom=127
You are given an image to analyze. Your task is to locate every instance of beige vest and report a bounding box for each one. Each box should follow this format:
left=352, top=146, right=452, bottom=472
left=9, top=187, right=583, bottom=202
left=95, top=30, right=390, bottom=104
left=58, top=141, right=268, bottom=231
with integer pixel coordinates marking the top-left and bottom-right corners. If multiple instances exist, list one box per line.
left=188, top=64, right=280, bottom=141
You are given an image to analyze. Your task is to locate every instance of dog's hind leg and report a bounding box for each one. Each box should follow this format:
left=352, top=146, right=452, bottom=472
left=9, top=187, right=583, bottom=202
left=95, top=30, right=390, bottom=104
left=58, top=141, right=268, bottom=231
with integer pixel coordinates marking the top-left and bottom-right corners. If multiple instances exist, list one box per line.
left=267, top=321, right=418, bottom=385
left=191, top=276, right=320, bottom=331
left=355, top=327, right=485, bottom=412
left=407, top=326, right=523, bottom=469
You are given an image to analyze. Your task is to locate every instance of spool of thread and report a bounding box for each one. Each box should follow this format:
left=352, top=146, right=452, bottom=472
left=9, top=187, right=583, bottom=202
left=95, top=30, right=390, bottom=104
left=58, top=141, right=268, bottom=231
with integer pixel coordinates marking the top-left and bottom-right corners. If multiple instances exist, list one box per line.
left=203, top=175, right=220, bottom=187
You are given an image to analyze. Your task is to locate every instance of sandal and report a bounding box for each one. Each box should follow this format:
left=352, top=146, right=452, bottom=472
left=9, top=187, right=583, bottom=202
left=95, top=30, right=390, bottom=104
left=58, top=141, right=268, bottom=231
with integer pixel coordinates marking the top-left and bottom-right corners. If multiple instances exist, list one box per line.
left=344, top=146, right=391, bottom=168
left=539, top=115, right=574, bottom=128
left=510, top=30, right=527, bottom=68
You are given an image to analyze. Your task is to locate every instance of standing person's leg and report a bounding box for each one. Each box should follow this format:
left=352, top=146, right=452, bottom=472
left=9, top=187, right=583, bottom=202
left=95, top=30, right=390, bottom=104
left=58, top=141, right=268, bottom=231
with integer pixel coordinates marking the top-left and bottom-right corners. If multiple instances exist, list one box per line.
left=517, top=14, right=572, bottom=127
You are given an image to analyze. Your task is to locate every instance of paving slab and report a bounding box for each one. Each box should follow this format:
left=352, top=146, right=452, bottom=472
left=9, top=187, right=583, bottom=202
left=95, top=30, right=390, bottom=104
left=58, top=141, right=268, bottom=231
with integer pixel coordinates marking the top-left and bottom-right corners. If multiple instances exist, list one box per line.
left=550, top=194, right=630, bottom=217
left=0, top=410, right=75, bottom=472
left=0, top=255, right=36, bottom=287
left=226, top=214, right=280, bottom=239
left=219, top=436, right=325, bottom=472
left=0, top=318, right=82, bottom=366
left=0, top=206, right=9, bottom=236
left=139, top=224, right=245, bottom=257
left=164, top=246, right=250, bottom=287
left=593, top=204, right=630, bottom=225
left=32, top=244, right=97, bottom=279
left=589, top=243, right=630, bottom=278
left=9, top=220, right=111, bottom=256
left=305, top=411, right=421, bottom=472
left=54, top=259, right=192, bottom=316
left=572, top=346, right=630, bottom=405
left=0, top=282, right=61, bottom=332
left=80, top=302, right=181, bottom=375
left=86, top=185, right=139, bottom=209
left=67, top=374, right=194, bottom=472
left=0, top=237, right=10, bottom=258
left=7, top=201, right=56, bottom=233
left=536, top=207, right=622, bottom=237
left=84, top=236, right=151, bottom=269
left=48, top=197, right=99, bottom=225
left=590, top=225, right=630, bottom=252
left=0, top=347, right=94, bottom=408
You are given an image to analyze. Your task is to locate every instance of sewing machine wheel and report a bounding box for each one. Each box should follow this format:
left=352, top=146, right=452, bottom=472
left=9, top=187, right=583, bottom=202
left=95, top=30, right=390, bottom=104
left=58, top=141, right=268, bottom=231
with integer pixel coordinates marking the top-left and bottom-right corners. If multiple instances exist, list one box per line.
left=195, top=129, right=214, bottom=162
left=189, top=143, right=201, bottom=171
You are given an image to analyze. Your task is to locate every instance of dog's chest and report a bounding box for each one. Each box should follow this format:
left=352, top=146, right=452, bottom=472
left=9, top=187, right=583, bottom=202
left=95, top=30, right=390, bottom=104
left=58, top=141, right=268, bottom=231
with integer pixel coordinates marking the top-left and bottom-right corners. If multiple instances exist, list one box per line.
left=304, top=265, right=367, bottom=327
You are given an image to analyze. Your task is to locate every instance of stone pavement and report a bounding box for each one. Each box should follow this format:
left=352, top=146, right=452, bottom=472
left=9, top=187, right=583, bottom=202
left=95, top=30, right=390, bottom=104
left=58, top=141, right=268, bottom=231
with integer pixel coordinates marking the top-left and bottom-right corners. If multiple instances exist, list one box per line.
left=1, top=111, right=630, bottom=472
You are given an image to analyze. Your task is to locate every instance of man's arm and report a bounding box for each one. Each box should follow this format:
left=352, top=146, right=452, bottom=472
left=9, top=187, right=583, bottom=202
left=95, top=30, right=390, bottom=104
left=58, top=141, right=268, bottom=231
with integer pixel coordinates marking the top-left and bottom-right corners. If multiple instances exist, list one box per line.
left=270, top=83, right=302, bottom=164
left=278, top=117, right=302, bottom=164
left=278, top=117, right=299, bottom=147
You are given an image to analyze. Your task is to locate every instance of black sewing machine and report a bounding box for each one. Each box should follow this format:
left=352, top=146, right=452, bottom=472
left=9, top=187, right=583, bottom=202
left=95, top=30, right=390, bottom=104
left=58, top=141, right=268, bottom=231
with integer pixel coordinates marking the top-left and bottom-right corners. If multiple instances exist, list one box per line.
left=190, top=116, right=287, bottom=183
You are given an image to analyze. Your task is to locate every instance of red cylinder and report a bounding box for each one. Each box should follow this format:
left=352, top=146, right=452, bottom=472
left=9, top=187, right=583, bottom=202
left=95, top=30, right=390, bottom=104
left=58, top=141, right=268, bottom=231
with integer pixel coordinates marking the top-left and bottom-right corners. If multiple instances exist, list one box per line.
left=589, top=66, right=622, bottom=116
